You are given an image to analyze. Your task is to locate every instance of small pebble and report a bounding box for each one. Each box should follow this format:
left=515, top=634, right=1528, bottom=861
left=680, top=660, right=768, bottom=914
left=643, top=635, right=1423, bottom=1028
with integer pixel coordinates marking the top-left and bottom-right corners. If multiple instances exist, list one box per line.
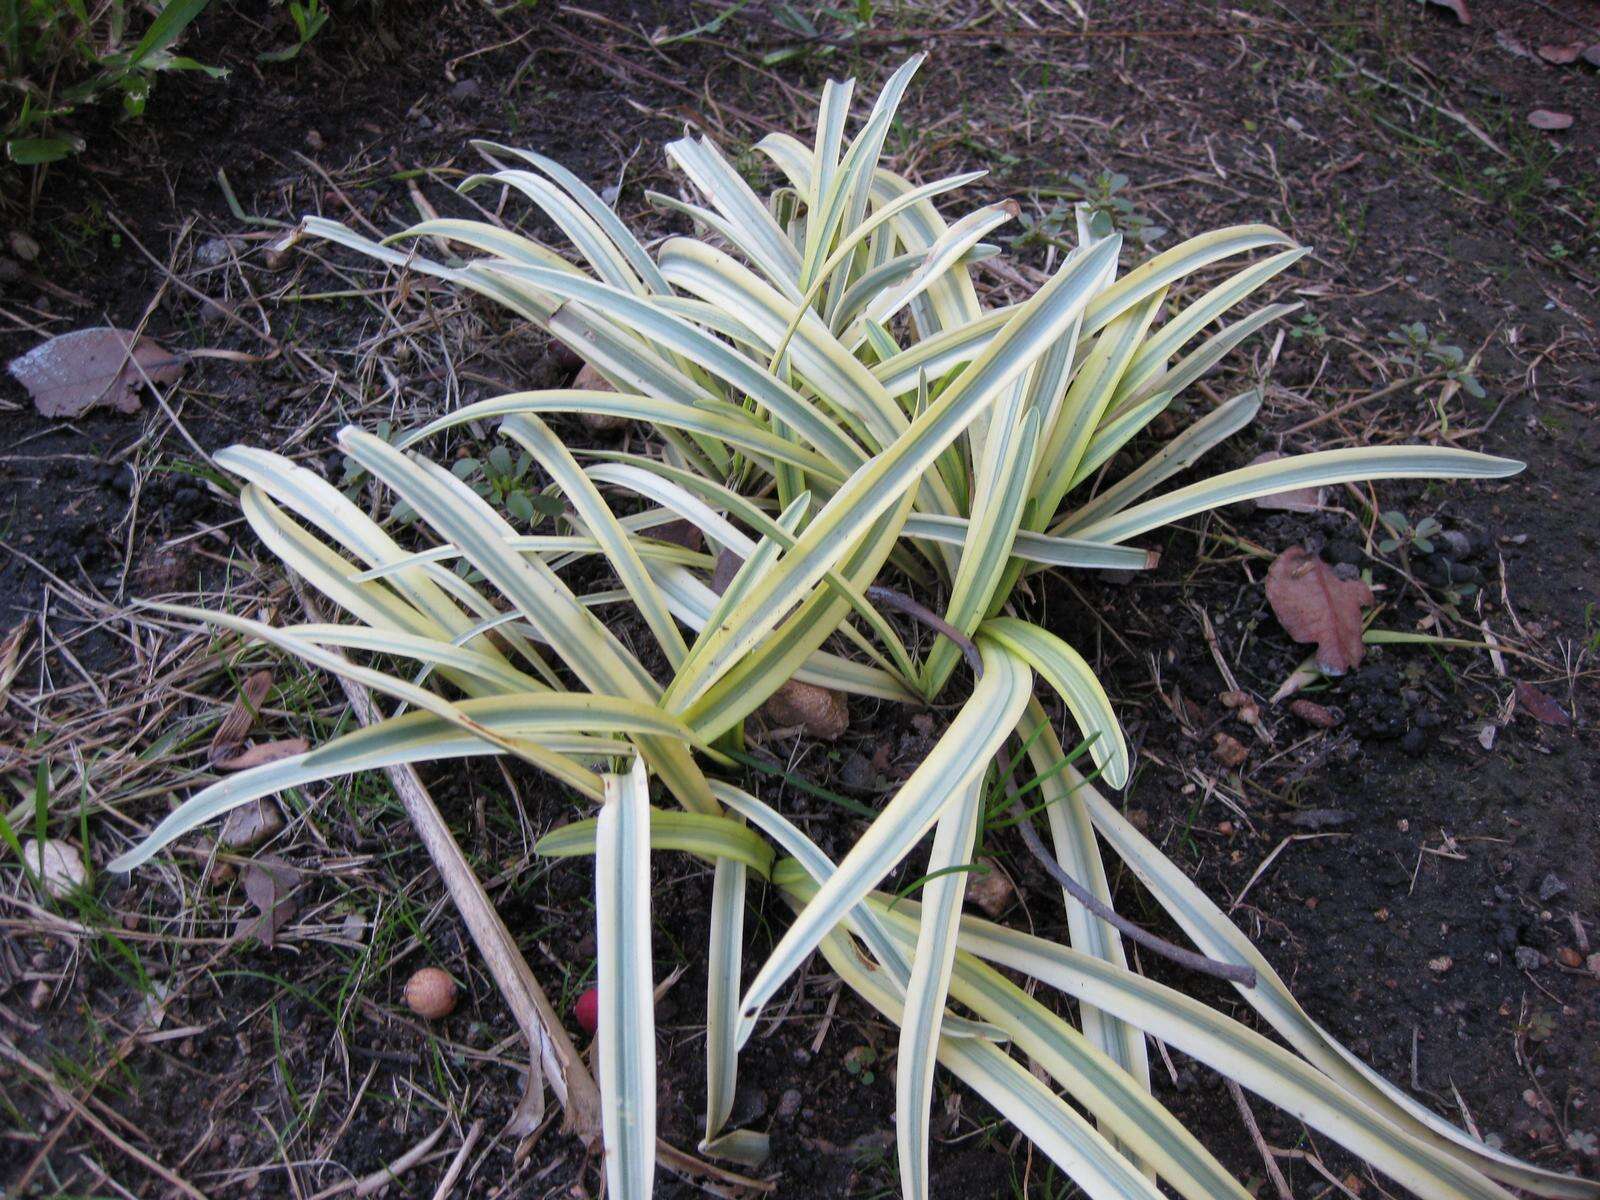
left=404, top=967, right=458, bottom=1020
left=23, top=838, right=88, bottom=899
left=776, top=1088, right=803, bottom=1121
left=1514, top=947, right=1547, bottom=972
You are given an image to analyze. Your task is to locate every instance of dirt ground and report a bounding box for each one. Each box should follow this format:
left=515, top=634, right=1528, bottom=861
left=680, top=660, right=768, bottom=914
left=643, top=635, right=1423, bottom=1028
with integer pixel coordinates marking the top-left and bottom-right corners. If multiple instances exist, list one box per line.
left=1, top=1, right=1597, bottom=1196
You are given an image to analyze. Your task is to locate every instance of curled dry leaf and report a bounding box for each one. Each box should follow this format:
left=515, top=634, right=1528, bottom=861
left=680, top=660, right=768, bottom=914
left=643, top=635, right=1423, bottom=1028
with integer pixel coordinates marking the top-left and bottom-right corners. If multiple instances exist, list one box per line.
left=1528, top=109, right=1574, bottom=130
left=215, top=738, right=310, bottom=771
left=1514, top=681, right=1571, bottom=727
left=234, top=855, right=301, bottom=948
left=1265, top=546, right=1373, bottom=675
left=964, top=859, right=1016, bottom=918
left=1420, top=0, right=1469, bottom=24
left=210, top=669, right=274, bottom=765
left=8, top=327, right=186, bottom=418
left=761, top=678, right=849, bottom=740
left=1248, top=452, right=1327, bottom=512
left=1536, top=43, right=1584, bottom=64
left=1289, top=698, right=1342, bottom=728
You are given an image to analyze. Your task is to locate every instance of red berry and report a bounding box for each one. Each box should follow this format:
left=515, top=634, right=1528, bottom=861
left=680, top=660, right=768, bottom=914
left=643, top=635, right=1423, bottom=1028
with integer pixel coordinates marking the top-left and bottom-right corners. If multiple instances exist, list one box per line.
left=574, top=986, right=599, bottom=1035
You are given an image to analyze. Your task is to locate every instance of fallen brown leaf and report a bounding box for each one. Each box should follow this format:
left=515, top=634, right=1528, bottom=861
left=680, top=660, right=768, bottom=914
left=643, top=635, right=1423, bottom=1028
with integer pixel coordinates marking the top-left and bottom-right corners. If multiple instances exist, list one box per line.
left=215, top=738, right=310, bottom=771
left=1528, top=109, right=1574, bottom=130
left=964, top=860, right=1015, bottom=918
left=1514, top=681, right=1571, bottom=727
left=7, top=327, right=185, bottom=418
left=1265, top=546, right=1373, bottom=675
left=235, top=856, right=301, bottom=948
left=1248, top=452, right=1326, bottom=512
left=1536, top=42, right=1584, bottom=64
left=210, top=670, right=275, bottom=764
left=1420, top=0, right=1469, bottom=23
left=762, top=679, right=849, bottom=740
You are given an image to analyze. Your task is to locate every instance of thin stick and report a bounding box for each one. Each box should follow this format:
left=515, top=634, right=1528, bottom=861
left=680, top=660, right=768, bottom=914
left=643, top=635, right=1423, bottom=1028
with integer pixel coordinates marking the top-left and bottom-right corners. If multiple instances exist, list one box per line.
left=996, top=749, right=1256, bottom=987
left=429, top=1120, right=484, bottom=1200
left=0, top=1035, right=211, bottom=1200
left=295, top=587, right=602, bottom=1144
left=865, top=584, right=983, bottom=678
left=1229, top=1079, right=1296, bottom=1200
left=1279, top=372, right=1445, bottom=438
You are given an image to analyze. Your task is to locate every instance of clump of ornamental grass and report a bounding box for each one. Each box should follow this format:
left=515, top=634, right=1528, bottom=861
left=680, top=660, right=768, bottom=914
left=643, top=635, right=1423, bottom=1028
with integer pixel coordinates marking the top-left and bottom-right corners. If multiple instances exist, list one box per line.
left=109, top=57, right=1593, bottom=1200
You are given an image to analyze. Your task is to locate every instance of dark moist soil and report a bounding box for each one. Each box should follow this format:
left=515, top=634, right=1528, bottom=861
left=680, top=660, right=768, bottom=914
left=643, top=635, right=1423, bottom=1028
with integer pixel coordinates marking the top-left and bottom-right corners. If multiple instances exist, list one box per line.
left=2, top=1, right=1597, bottom=1197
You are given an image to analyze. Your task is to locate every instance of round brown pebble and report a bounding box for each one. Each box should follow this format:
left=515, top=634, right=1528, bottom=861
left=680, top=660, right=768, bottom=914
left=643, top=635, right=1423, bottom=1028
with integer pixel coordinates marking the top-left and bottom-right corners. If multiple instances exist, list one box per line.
left=404, top=968, right=458, bottom=1020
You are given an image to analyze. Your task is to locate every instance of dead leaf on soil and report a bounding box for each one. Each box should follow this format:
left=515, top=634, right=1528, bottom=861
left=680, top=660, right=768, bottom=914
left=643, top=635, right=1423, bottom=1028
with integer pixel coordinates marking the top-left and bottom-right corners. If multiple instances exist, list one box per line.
left=650, top=518, right=703, bottom=552
left=0, top=619, right=29, bottom=711
left=7, top=327, right=185, bottom=418
left=1212, top=731, right=1250, bottom=768
left=209, top=669, right=275, bottom=764
left=1265, top=546, right=1374, bottom=675
left=762, top=679, right=849, bottom=740
left=215, top=738, right=310, bottom=771
left=1419, top=0, right=1469, bottom=24
left=964, top=860, right=1016, bottom=918
left=1536, top=42, right=1585, bottom=64
left=234, top=855, right=301, bottom=948
left=572, top=361, right=627, bottom=432
left=1249, top=452, right=1327, bottom=512
left=1528, top=109, right=1574, bottom=131
left=1514, top=681, right=1571, bottom=727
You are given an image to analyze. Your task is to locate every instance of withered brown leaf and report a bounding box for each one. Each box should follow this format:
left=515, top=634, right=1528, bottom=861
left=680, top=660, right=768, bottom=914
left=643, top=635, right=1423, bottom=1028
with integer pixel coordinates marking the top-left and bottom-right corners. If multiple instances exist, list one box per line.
left=8, top=327, right=185, bottom=418
left=1265, top=546, right=1373, bottom=675
left=1514, top=681, right=1571, bottom=727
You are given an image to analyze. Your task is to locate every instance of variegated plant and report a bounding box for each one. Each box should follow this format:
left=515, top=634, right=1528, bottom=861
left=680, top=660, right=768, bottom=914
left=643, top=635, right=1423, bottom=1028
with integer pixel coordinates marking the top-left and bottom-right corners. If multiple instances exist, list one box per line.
left=109, top=57, right=1594, bottom=1200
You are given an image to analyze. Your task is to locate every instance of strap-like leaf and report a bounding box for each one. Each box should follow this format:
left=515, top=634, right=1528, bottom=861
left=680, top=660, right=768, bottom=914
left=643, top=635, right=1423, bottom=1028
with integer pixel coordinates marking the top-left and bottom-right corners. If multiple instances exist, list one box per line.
left=734, top=639, right=1032, bottom=1045
left=595, top=757, right=656, bottom=1199
left=1073, top=447, right=1522, bottom=546
left=897, top=777, right=984, bottom=1199
left=981, top=618, right=1129, bottom=789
